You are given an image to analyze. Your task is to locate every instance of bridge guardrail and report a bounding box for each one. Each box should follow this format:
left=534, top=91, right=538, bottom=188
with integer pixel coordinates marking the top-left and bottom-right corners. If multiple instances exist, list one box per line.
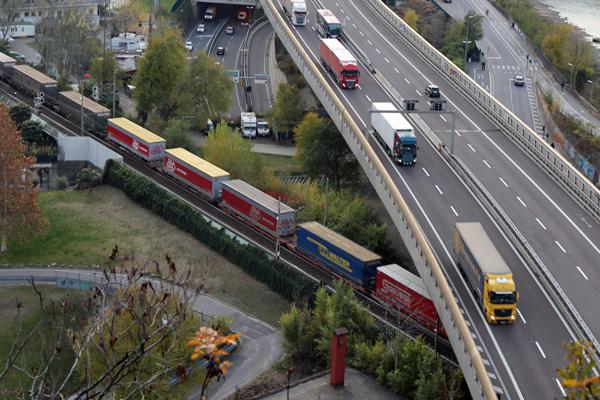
left=259, top=0, right=496, bottom=398
left=362, top=0, right=600, bottom=224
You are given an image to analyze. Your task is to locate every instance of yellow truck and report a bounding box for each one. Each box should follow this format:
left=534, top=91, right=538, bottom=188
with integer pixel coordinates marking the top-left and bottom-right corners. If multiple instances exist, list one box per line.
left=453, top=222, right=518, bottom=324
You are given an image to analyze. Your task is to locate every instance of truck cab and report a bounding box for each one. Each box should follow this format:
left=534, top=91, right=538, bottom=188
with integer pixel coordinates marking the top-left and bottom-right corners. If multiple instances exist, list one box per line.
left=257, top=120, right=270, bottom=137
left=396, top=134, right=417, bottom=165
left=241, top=112, right=257, bottom=138
left=340, top=65, right=360, bottom=89
left=483, top=275, right=518, bottom=324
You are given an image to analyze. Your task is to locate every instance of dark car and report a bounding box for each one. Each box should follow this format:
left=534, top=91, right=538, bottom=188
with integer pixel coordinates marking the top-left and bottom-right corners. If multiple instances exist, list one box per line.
left=216, top=46, right=225, bottom=56
left=514, top=75, right=525, bottom=86
left=425, top=84, right=440, bottom=98
left=225, top=26, right=234, bottom=35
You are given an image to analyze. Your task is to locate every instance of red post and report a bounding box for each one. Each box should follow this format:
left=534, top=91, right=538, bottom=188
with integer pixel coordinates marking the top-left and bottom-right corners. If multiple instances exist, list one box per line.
left=330, top=327, right=349, bottom=386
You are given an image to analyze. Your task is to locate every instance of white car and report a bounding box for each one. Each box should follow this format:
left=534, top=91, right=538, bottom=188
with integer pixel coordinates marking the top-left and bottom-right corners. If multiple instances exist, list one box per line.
left=185, top=41, right=193, bottom=51
left=196, top=24, right=205, bottom=34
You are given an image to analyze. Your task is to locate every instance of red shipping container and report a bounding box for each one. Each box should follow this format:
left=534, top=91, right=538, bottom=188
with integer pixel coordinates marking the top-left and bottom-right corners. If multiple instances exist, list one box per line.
left=319, top=38, right=360, bottom=89
left=221, top=180, right=296, bottom=237
left=376, top=264, right=446, bottom=336
left=107, top=118, right=165, bottom=163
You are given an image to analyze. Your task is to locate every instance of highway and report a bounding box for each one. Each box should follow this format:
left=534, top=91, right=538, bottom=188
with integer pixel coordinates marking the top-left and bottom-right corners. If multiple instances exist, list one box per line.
left=245, top=21, right=275, bottom=113
left=265, top=0, right=600, bottom=397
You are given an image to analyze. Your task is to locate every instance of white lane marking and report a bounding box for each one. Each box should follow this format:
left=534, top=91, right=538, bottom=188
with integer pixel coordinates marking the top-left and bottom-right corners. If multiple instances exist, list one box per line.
left=580, top=217, right=593, bottom=229
left=516, top=196, right=527, bottom=207
left=517, top=309, right=526, bottom=324
left=499, top=176, right=509, bottom=187
left=435, top=185, right=443, bottom=195
left=576, top=266, right=589, bottom=280
left=483, top=159, right=492, bottom=169
left=555, top=241, right=567, bottom=254
left=340, top=8, right=345, bottom=13
left=404, top=77, right=410, bottom=84
left=455, top=131, right=462, bottom=137
left=352, top=23, right=357, bottom=28
left=335, top=1, right=339, bottom=6
left=365, top=94, right=371, bottom=102
left=422, top=167, right=430, bottom=177
left=384, top=57, right=390, bottom=63
left=556, top=379, right=566, bottom=397
left=359, top=31, right=364, bottom=36
left=468, top=143, right=476, bottom=152
left=367, top=39, right=372, bottom=45
left=375, top=48, right=381, bottom=54
left=394, top=67, right=400, bottom=74
left=536, top=218, right=547, bottom=230
left=450, top=205, right=459, bottom=216
left=535, top=341, right=547, bottom=359
left=311, top=26, right=316, bottom=32
left=440, top=115, right=447, bottom=122
left=416, top=89, right=422, bottom=96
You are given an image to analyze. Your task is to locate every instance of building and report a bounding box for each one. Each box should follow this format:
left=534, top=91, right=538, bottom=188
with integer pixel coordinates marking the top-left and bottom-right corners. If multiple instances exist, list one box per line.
left=111, top=32, right=147, bottom=53
left=0, top=0, right=101, bottom=30
left=0, top=22, right=35, bottom=39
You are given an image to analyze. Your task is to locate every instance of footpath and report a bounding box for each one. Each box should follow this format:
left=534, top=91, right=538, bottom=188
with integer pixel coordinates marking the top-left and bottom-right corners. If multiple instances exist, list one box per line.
left=0, top=267, right=282, bottom=400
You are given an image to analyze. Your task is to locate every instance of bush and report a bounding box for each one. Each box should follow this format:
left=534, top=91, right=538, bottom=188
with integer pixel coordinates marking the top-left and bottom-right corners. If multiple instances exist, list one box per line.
left=56, top=176, right=69, bottom=190
left=102, top=159, right=318, bottom=304
left=9, top=104, right=32, bottom=127
left=76, top=167, right=102, bottom=190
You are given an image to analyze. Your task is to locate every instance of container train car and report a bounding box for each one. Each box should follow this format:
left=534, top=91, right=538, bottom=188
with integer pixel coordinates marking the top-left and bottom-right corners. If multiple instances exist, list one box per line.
left=54, top=91, right=111, bottom=133
left=107, top=117, right=166, bottom=166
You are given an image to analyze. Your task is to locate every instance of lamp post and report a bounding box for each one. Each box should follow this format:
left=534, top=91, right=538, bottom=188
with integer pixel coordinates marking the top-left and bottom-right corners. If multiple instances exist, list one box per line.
left=463, top=15, right=474, bottom=72
left=587, top=80, right=594, bottom=103
left=568, top=62, right=574, bottom=88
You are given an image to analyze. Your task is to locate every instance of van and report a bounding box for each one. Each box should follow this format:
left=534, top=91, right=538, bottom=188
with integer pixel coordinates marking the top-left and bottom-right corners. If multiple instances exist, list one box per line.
left=204, top=6, right=216, bottom=20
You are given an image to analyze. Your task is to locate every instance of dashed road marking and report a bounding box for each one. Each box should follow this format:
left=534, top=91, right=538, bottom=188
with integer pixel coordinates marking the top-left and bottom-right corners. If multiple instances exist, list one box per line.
left=365, top=94, right=371, bottom=102
left=450, top=206, right=458, bottom=216
left=576, top=266, right=589, bottom=280
left=359, top=31, right=364, bottom=36
left=517, top=196, right=526, bottom=207
left=422, top=167, right=430, bottom=177
left=483, top=159, right=491, bottom=169
left=435, top=185, right=443, bottom=195
left=499, top=176, right=509, bottom=187
left=375, top=48, right=381, bottom=54
left=440, top=115, right=447, bottom=122
left=535, top=341, right=546, bottom=359
left=555, top=241, right=567, bottom=253
left=384, top=57, right=390, bottom=63
left=468, top=143, right=476, bottom=152
left=536, top=218, right=547, bottom=230
left=367, top=39, right=372, bottom=45
left=394, top=67, right=400, bottom=74
left=416, top=89, right=422, bottom=96
left=517, top=309, right=526, bottom=324
left=556, top=379, right=566, bottom=397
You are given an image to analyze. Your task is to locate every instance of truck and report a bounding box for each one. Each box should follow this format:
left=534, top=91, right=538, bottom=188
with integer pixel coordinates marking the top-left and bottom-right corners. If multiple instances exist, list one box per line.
left=257, top=120, right=270, bottom=137
left=296, top=222, right=382, bottom=287
left=221, top=179, right=296, bottom=237
left=453, top=222, right=518, bottom=324
left=240, top=112, right=257, bottom=138
left=282, top=0, right=307, bottom=26
left=375, top=264, right=446, bottom=336
left=319, top=38, right=360, bottom=90
left=204, top=6, right=216, bottom=20
left=163, top=148, right=229, bottom=202
left=371, top=102, right=417, bottom=165
left=107, top=117, right=166, bottom=165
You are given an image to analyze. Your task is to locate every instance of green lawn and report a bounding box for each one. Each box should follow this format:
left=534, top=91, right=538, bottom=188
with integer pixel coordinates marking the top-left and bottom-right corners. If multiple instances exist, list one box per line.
left=0, top=187, right=289, bottom=325
left=0, top=286, right=85, bottom=394
left=258, top=154, right=303, bottom=176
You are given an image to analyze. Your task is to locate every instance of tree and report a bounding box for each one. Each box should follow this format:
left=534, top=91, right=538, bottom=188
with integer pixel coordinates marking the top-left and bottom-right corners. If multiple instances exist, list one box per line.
left=463, top=11, right=484, bottom=43
left=134, top=24, right=188, bottom=122
left=0, top=104, right=47, bottom=252
left=89, top=51, right=123, bottom=88
left=113, top=0, right=148, bottom=34
left=403, top=9, right=419, bottom=31
left=541, top=24, right=573, bottom=70
left=76, top=167, right=102, bottom=190
left=202, top=121, right=266, bottom=186
left=0, top=0, right=24, bottom=42
left=8, top=103, right=32, bottom=128
left=295, top=113, right=359, bottom=189
left=20, top=120, right=54, bottom=145
left=443, top=21, right=467, bottom=69
left=557, top=341, right=600, bottom=399
left=279, top=304, right=314, bottom=359
left=162, top=119, right=193, bottom=149
left=189, top=52, right=234, bottom=126
left=271, top=83, right=305, bottom=135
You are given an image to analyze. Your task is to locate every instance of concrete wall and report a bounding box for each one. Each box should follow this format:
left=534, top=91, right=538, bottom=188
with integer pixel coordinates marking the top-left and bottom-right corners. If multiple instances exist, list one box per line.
left=58, top=136, right=122, bottom=170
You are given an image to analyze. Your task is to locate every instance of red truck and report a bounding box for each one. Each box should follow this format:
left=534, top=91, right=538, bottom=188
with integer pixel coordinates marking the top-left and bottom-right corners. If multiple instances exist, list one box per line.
left=221, top=179, right=296, bottom=237
left=163, top=148, right=229, bottom=202
left=375, top=264, right=446, bottom=337
left=107, top=117, right=165, bottom=165
left=319, top=38, right=360, bottom=89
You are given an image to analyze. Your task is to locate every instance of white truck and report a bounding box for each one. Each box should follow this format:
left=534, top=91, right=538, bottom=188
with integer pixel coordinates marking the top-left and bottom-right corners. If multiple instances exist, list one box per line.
left=283, top=0, right=307, bottom=26
left=371, top=102, right=417, bottom=165
left=257, top=120, right=270, bottom=137
left=241, top=112, right=257, bottom=138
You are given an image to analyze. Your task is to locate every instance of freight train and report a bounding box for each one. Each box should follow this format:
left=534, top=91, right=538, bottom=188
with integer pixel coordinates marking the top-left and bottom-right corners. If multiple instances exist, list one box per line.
left=0, top=51, right=445, bottom=337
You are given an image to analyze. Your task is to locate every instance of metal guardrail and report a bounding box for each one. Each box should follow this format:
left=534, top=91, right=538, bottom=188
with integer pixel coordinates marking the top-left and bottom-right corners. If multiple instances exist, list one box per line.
left=259, top=0, right=495, bottom=398
left=362, top=0, right=600, bottom=225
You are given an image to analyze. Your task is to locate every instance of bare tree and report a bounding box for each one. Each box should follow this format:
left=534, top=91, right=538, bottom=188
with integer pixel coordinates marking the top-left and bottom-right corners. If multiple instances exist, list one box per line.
left=0, top=0, right=25, bottom=42
left=0, top=252, right=208, bottom=399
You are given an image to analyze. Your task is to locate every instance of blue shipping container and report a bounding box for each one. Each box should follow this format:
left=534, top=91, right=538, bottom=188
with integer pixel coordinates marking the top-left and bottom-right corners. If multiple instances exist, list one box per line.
left=296, top=222, right=382, bottom=286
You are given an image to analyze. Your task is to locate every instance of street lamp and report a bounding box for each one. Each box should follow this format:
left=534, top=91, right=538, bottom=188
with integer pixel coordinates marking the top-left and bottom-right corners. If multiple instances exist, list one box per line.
left=463, top=15, right=475, bottom=72
left=588, top=80, right=594, bottom=103
left=568, top=62, right=574, bottom=88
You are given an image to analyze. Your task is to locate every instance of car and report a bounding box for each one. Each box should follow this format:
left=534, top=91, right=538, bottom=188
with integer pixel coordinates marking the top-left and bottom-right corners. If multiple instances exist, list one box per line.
left=216, top=46, right=225, bottom=56
left=7, top=51, right=25, bottom=61
left=185, top=41, right=193, bottom=51
left=196, top=24, right=205, bottom=34
left=424, top=84, right=440, bottom=98
left=514, top=74, right=525, bottom=86
left=238, top=10, right=248, bottom=20
left=225, top=26, right=234, bottom=35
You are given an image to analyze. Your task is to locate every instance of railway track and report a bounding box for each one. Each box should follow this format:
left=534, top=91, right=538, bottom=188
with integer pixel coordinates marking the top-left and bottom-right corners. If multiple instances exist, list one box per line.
left=0, top=83, right=457, bottom=364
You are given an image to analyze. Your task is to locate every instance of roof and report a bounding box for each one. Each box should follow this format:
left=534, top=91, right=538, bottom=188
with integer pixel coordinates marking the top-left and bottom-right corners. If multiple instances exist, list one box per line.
left=107, top=117, right=165, bottom=144
left=321, top=38, right=357, bottom=64
left=12, top=64, right=57, bottom=85
left=223, top=180, right=295, bottom=214
left=372, top=102, right=413, bottom=132
left=299, top=222, right=381, bottom=264
left=0, top=52, right=16, bottom=64
left=378, top=264, right=430, bottom=299
left=454, top=223, right=512, bottom=275
left=317, top=9, right=340, bottom=24
left=59, top=91, right=110, bottom=115
left=165, top=148, right=229, bottom=178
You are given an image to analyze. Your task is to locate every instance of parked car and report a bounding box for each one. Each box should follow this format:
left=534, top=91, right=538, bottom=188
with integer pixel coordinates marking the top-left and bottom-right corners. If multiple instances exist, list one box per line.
left=216, top=46, right=225, bottom=56
left=225, top=26, right=235, bottom=35
left=514, top=74, right=525, bottom=86
left=196, top=24, right=205, bottom=34
left=424, top=84, right=440, bottom=97
left=185, top=41, right=193, bottom=51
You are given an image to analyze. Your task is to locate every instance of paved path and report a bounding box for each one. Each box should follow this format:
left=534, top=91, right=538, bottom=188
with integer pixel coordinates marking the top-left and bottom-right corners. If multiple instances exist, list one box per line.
left=0, top=268, right=282, bottom=400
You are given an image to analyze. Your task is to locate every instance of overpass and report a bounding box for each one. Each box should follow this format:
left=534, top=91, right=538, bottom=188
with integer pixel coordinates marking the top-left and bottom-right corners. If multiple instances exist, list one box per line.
left=257, top=0, right=600, bottom=399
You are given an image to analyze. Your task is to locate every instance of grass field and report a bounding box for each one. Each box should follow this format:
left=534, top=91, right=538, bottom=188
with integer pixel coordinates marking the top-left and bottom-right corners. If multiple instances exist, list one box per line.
left=258, top=154, right=303, bottom=176
left=0, top=286, right=85, bottom=393
left=0, top=187, right=289, bottom=325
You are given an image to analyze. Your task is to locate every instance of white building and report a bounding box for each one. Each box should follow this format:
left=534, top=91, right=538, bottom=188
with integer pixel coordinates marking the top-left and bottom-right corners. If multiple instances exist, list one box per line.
left=111, top=32, right=147, bottom=53
left=0, top=22, right=35, bottom=39
left=0, top=0, right=101, bottom=28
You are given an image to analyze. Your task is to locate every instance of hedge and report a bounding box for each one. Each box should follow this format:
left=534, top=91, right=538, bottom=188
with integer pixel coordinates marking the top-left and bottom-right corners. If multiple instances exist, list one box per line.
left=102, top=160, right=318, bottom=304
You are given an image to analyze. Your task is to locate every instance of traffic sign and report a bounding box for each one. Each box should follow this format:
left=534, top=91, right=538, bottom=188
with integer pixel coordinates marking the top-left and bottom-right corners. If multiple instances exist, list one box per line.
left=254, top=73, right=269, bottom=84
left=225, top=70, right=240, bottom=83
